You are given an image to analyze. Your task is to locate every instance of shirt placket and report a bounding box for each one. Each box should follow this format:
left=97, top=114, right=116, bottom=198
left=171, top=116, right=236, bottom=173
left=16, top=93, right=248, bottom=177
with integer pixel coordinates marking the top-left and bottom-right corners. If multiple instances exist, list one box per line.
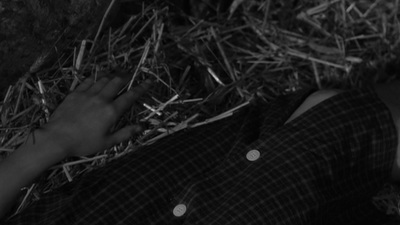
left=168, top=89, right=316, bottom=223
left=167, top=106, right=264, bottom=221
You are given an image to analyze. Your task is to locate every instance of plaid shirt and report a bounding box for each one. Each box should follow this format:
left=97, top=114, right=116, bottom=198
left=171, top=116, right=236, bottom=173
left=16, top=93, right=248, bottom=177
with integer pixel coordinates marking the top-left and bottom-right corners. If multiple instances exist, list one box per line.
left=3, top=86, right=397, bottom=225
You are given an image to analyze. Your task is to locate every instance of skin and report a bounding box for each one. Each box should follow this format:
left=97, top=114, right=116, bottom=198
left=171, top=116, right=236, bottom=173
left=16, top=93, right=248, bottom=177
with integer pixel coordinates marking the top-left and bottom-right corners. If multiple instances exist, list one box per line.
left=0, top=77, right=399, bottom=220
left=285, top=89, right=344, bottom=125
left=0, top=73, right=152, bottom=219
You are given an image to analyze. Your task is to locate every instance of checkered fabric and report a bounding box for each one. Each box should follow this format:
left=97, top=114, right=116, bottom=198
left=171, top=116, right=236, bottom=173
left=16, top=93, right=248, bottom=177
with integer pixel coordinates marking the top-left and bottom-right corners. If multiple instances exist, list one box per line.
left=2, top=86, right=397, bottom=225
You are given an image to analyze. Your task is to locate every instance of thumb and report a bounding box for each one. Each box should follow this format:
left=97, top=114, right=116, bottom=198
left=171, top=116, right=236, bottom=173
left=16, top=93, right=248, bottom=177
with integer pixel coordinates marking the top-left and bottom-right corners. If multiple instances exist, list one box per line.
left=108, top=125, right=143, bottom=146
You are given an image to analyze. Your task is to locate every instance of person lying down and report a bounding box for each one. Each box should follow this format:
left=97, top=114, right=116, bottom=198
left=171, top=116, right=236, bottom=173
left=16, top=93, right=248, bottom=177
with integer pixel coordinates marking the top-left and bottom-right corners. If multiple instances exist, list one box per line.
left=1, top=72, right=399, bottom=224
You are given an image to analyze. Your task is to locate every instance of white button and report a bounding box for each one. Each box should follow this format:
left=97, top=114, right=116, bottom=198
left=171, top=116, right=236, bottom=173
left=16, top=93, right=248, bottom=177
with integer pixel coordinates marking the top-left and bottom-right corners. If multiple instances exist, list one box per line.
left=246, top=150, right=260, bottom=161
left=173, top=204, right=187, bottom=217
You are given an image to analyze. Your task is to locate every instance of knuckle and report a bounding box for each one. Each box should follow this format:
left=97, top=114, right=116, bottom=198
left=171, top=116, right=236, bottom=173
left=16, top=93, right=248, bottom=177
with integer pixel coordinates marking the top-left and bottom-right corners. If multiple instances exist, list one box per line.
left=92, top=95, right=108, bottom=105
left=100, top=77, right=111, bottom=83
left=94, top=76, right=109, bottom=84
left=103, top=104, right=118, bottom=117
left=83, top=76, right=94, bottom=83
left=66, top=92, right=82, bottom=100
left=112, top=76, right=124, bottom=84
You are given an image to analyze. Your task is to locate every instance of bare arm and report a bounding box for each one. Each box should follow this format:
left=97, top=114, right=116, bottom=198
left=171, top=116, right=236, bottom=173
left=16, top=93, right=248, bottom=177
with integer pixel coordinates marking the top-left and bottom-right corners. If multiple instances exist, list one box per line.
left=0, top=73, right=152, bottom=219
left=0, top=129, right=67, bottom=218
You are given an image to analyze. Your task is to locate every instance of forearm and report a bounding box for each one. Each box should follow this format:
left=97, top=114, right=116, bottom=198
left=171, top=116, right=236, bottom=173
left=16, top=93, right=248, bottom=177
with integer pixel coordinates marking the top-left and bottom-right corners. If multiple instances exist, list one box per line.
left=0, top=75, right=150, bottom=219
left=0, top=129, right=66, bottom=219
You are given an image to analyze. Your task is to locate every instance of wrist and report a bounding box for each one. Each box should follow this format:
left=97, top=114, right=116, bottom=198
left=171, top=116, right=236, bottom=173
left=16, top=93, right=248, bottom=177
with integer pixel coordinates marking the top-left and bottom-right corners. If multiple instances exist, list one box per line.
left=19, top=129, right=68, bottom=167
left=0, top=129, right=68, bottom=219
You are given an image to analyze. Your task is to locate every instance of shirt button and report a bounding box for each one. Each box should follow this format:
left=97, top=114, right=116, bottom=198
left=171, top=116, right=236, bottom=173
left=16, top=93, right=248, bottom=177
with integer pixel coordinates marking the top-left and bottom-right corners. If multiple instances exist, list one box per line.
left=173, top=204, right=187, bottom=217
left=246, top=149, right=260, bottom=161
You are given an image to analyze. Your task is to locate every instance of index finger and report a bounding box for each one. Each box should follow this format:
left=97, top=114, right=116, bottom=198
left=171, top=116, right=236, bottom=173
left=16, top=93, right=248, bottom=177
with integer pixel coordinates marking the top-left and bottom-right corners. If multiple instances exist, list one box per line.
left=113, top=79, right=153, bottom=115
left=98, top=72, right=131, bottom=100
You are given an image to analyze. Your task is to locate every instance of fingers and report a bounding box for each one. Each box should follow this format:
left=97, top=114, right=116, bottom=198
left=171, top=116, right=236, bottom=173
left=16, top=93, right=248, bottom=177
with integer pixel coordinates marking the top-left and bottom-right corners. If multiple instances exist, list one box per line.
left=84, top=71, right=111, bottom=94
left=113, top=79, right=153, bottom=115
left=99, top=72, right=132, bottom=100
left=75, top=76, right=94, bottom=92
left=88, top=77, right=111, bottom=95
left=107, top=125, right=143, bottom=146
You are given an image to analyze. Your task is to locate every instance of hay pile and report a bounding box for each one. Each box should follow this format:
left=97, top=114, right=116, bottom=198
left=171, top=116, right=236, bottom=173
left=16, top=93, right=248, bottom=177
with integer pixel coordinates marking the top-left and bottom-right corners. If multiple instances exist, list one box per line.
left=1, top=0, right=400, bottom=220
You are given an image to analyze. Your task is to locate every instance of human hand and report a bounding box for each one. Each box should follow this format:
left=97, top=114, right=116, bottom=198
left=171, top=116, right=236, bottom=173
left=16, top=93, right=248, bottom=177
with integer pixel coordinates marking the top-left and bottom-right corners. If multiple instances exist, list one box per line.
left=38, top=73, right=152, bottom=158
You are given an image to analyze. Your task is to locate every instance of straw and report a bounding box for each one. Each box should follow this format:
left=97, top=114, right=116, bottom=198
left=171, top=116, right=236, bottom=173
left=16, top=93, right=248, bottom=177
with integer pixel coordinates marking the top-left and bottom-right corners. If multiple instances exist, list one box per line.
left=1, top=0, right=400, bottom=220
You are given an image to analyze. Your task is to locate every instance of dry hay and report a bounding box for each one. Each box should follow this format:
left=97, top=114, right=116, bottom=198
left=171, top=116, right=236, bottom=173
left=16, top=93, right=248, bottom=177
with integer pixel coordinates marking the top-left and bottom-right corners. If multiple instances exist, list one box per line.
left=1, top=0, right=400, bottom=220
